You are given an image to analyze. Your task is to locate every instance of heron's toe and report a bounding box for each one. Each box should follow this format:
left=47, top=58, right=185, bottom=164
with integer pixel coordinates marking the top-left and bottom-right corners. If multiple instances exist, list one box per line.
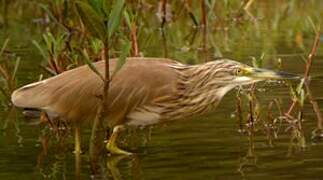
left=106, top=142, right=133, bottom=156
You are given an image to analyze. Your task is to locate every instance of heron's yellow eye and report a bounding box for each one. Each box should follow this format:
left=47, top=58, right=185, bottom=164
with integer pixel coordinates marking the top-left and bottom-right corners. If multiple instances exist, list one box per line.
left=235, top=68, right=243, bottom=76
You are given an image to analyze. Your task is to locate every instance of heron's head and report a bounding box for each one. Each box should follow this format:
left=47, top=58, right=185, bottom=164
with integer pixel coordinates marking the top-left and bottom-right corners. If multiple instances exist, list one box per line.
left=207, top=59, right=299, bottom=96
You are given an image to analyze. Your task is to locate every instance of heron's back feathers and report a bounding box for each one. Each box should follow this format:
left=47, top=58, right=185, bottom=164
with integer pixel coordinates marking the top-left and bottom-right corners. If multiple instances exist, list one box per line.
left=11, top=57, right=179, bottom=124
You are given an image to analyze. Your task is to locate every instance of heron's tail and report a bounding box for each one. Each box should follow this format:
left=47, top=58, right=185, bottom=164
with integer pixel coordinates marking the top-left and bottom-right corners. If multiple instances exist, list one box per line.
left=11, top=80, right=49, bottom=109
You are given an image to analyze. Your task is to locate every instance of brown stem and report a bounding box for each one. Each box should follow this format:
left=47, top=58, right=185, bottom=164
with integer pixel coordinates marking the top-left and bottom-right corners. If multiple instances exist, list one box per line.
left=267, top=101, right=274, bottom=124
left=0, top=65, right=10, bottom=81
left=274, top=99, right=283, bottom=117
left=103, top=44, right=110, bottom=117
left=200, top=0, right=206, bottom=28
left=285, top=30, right=321, bottom=126
left=248, top=95, right=254, bottom=124
left=90, top=42, right=110, bottom=174
left=161, top=0, right=167, bottom=28
left=0, top=63, right=15, bottom=96
left=248, top=84, right=256, bottom=125
left=285, top=100, right=296, bottom=116
left=201, top=26, right=207, bottom=62
left=303, top=31, right=322, bottom=130
left=199, top=0, right=207, bottom=62
left=48, top=56, right=59, bottom=74
left=304, top=31, right=320, bottom=80
left=184, top=0, right=198, bottom=26
left=130, top=23, right=139, bottom=57
left=3, top=0, right=9, bottom=27
left=161, top=28, right=168, bottom=58
left=236, top=90, right=244, bottom=131
left=244, top=0, right=255, bottom=10
left=305, top=81, right=323, bottom=130
left=266, top=101, right=275, bottom=145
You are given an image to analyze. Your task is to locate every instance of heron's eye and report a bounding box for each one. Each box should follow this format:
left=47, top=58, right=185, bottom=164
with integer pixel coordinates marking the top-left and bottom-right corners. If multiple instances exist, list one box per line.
left=235, top=68, right=243, bottom=76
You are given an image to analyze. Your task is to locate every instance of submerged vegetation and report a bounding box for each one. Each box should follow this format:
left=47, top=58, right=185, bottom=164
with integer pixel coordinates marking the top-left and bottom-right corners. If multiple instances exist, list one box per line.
left=0, top=0, right=323, bottom=179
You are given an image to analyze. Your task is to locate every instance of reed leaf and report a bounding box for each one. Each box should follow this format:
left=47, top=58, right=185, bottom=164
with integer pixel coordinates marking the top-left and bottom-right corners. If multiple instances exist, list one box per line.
left=12, top=57, right=20, bottom=80
left=39, top=4, right=67, bottom=31
left=108, top=0, right=125, bottom=39
left=102, top=0, right=111, bottom=17
left=0, top=87, right=10, bottom=101
left=0, top=38, right=10, bottom=56
left=123, top=10, right=131, bottom=29
left=82, top=49, right=104, bottom=81
left=32, top=40, right=48, bottom=60
left=88, top=0, right=104, bottom=13
left=115, top=40, right=131, bottom=73
left=75, top=1, right=106, bottom=40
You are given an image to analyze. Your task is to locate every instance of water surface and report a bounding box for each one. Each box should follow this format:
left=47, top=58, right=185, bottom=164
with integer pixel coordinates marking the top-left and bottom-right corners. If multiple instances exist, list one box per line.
left=0, top=1, right=323, bottom=179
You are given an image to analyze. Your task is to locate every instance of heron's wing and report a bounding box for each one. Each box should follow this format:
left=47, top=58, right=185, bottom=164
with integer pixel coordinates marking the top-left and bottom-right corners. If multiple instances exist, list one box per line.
left=11, top=57, right=179, bottom=123
left=107, top=58, right=180, bottom=125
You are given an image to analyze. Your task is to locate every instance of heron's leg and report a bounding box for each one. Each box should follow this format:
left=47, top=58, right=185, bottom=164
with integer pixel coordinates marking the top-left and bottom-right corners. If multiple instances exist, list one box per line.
left=106, top=125, right=132, bottom=155
left=143, top=126, right=152, bottom=146
left=74, top=125, right=81, bottom=154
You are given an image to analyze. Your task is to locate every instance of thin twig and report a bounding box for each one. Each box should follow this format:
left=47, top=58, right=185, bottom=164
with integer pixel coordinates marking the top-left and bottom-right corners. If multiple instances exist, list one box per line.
left=285, top=28, right=322, bottom=127
left=184, top=0, right=198, bottom=26
left=200, top=0, right=207, bottom=28
left=161, top=0, right=167, bottom=28
left=248, top=84, right=256, bottom=125
left=236, top=89, right=244, bottom=131
left=243, top=0, right=255, bottom=10
left=305, top=81, right=323, bottom=129
left=0, top=64, right=10, bottom=81
left=303, top=30, right=322, bottom=130
left=304, top=32, right=320, bottom=80
left=285, top=100, right=297, bottom=116
left=89, top=39, right=110, bottom=174
left=130, top=23, right=139, bottom=57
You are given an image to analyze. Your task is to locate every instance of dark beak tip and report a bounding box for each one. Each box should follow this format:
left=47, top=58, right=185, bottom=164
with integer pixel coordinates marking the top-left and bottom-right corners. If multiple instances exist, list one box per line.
left=276, top=71, right=300, bottom=80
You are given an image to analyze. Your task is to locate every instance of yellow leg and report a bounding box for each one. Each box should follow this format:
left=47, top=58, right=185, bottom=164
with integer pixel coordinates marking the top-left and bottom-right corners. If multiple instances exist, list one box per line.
left=143, top=126, right=152, bottom=145
left=74, top=126, right=82, bottom=154
left=106, top=125, right=132, bottom=155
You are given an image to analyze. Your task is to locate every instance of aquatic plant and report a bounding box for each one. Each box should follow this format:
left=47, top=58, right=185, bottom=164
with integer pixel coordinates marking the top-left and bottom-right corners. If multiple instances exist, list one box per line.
left=0, top=1, right=322, bottom=178
left=0, top=38, right=20, bottom=104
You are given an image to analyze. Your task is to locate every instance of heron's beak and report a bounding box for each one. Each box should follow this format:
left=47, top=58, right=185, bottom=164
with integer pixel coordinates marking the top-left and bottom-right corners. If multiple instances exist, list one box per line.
left=246, top=67, right=300, bottom=80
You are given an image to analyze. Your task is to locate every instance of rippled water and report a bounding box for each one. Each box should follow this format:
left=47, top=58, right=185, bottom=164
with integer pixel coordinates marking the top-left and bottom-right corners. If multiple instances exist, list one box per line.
left=1, top=1, right=323, bottom=179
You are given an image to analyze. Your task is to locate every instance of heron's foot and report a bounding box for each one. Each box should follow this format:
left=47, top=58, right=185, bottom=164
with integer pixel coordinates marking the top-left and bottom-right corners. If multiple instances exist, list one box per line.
left=106, top=125, right=132, bottom=156
left=106, top=142, right=132, bottom=156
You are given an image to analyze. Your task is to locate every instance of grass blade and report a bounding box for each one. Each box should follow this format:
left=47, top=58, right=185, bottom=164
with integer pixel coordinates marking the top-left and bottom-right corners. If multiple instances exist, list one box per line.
left=0, top=38, right=10, bottom=56
left=108, top=0, right=125, bottom=39
left=12, top=57, right=20, bottom=80
left=39, top=4, right=68, bottom=31
left=75, top=1, right=106, bottom=40
left=32, top=40, right=48, bottom=60
left=115, top=40, right=131, bottom=74
left=82, top=49, right=104, bottom=81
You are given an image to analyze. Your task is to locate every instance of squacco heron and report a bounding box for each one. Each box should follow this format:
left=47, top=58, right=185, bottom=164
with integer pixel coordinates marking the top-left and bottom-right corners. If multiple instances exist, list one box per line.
left=11, top=57, right=298, bottom=155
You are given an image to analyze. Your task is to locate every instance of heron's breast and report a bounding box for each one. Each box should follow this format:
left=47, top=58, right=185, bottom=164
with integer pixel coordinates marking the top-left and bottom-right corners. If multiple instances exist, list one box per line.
left=126, top=106, right=162, bottom=126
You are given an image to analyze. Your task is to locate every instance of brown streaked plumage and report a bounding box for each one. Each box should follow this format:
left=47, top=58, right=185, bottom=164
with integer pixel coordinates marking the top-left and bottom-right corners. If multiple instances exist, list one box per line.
left=11, top=57, right=298, bottom=155
left=12, top=58, right=179, bottom=126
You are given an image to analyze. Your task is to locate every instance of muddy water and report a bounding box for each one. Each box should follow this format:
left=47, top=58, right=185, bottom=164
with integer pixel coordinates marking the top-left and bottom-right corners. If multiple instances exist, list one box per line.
left=1, top=1, right=323, bottom=179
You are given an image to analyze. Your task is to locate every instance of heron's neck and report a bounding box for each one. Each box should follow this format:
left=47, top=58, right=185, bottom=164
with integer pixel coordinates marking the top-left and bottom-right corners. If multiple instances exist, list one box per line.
left=161, top=62, right=232, bottom=119
left=180, top=62, right=232, bottom=95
